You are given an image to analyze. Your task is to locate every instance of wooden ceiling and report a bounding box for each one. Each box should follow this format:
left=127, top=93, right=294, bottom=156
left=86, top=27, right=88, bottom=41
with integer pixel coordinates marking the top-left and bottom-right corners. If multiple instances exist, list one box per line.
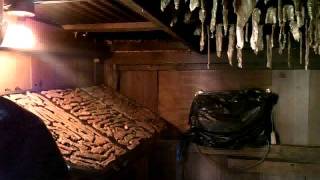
left=22, top=0, right=182, bottom=41
left=35, top=0, right=146, bottom=25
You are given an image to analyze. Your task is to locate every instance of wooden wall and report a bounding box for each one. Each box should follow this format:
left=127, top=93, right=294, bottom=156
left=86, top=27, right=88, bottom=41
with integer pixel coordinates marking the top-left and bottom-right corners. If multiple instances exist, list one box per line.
left=0, top=19, right=104, bottom=94
left=105, top=43, right=320, bottom=179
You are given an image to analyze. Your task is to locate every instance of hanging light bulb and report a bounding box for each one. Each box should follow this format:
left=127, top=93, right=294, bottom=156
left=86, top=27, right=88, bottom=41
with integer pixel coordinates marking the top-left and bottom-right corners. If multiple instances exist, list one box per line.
left=6, top=0, right=35, bottom=17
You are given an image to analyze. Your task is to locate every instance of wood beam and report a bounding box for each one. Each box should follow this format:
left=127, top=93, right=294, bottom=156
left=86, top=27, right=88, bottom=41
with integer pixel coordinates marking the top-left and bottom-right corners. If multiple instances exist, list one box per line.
left=62, top=22, right=161, bottom=32
left=117, top=0, right=187, bottom=44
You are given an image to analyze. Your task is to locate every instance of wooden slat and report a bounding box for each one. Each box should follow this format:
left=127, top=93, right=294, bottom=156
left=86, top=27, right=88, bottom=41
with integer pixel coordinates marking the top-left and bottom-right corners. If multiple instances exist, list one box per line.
left=63, top=22, right=160, bottom=32
left=117, top=0, right=187, bottom=44
left=79, top=1, right=121, bottom=22
left=191, top=144, right=320, bottom=164
left=88, top=0, right=138, bottom=22
left=228, top=159, right=320, bottom=176
left=120, top=71, right=158, bottom=112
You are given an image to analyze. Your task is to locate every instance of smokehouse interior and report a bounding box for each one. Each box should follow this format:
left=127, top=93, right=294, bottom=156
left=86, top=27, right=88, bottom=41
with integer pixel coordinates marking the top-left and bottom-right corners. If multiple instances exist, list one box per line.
left=0, top=0, right=320, bottom=180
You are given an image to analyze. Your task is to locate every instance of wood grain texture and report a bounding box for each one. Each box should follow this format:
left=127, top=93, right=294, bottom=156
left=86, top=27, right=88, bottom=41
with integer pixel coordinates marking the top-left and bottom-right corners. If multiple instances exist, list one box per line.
left=308, top=71, right=320, bottom=145
left=120, top=71, right=158, bottom=112
left=158, top=70, right=272, bottom=132
left=228, top=159, right=320, bottom=176
left=31, top=55, right=95, bottom=91
left=272, top=71, right=310, bottom=145
left=0, top=51, right=32, bottom=93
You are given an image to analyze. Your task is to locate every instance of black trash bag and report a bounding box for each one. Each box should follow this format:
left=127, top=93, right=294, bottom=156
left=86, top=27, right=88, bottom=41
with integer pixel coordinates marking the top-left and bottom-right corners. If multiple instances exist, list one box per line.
left=186, top=89, right=278, bottom=149
left=0, top=97, right=68, bottom=180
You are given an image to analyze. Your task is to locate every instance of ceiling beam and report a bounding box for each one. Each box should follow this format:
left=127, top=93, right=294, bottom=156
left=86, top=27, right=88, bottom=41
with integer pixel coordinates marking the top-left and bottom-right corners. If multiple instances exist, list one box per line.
left=62, top=22, right=161, bottom=32
left=117, top=0, right=187, bottom=44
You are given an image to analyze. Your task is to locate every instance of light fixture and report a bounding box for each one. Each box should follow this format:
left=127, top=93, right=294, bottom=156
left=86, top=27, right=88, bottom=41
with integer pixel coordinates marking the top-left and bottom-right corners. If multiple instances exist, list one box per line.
left=1, top=22, right=35, bottom=49
left=6, top=0, right=35, bottom=17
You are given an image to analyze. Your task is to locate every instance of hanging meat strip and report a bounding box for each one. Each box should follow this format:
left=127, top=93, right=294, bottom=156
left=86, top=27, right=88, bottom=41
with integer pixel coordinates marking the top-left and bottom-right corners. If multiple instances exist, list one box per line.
left=190, top=0, right=199, bottom=12
left=174, top=0, right=180, bottom=10
left=170, top=16, right=178, bottom=27
left=199, top=0, right=206, bottom=51
left=222, top=0, right=229, bottom=36
left=216, top=24, right=223, bottom=58
left=305, top=21, right=310, bottom=70
left=207, top=26, right=211, bottom=69
left=293, top=0, right=303, bottom=27
left=234, top=0, right=257, bottom=68
left=257, top=25, right=264, bottom=53
left=300, top=32, right=303, bottom=65
left=227, top=24, right=236, bottom=66
left=250, top=8, right=261, bottom=54
left=265, top=7, right=277, bottom=47
left=266, top=35, right=272, bottom=69
left=184, top=10, right=192, bottom=24
left=245, top=23, right=249, bottom=42
left=288, top=33, right=292, bottom=68
left=161, top=0, right=171, bottom=12
left=278, top=0, right=286, bottom=55
left=210, top=0, right=218, bottom=35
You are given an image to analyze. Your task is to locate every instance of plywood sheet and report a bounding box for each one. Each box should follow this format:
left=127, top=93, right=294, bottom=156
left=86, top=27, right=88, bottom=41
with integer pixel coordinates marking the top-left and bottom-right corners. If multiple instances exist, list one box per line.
left=271, top=71, right=310, bottom=145
left=120, top=71, right=158, bottom=112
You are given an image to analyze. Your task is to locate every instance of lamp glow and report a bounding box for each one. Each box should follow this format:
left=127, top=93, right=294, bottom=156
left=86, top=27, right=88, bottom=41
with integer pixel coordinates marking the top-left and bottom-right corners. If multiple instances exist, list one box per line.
left=1, top=23, right=35, bottom=49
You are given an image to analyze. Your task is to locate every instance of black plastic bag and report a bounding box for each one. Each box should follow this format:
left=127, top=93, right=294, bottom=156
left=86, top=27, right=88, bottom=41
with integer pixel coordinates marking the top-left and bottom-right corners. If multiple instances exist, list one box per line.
left=187, top=89, right=278, bottom=149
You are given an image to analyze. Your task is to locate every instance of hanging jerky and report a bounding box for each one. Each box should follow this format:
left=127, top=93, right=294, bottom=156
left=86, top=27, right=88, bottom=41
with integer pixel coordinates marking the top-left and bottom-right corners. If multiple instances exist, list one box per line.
left=278, top=0, right=283, bottom=24
left=161, top=0, right=171, bottom=12
left=283, top=5, right=295, bottom=22
left=200, top=23, right=206, bottom=51
left=184, top=10, right=192, bottom=24
left=264, top=0, right=270, bottom=5
left=227, top=25, right=236, bottom=66
left=216, top=24, right=223, bottom=58
left=250, top=8, right=261, bottom=53
left=283, top=5, right=300, bottom=42
left=234, top=0, right=256, bottom=68
left=237, top=48, right=243, bottom=68
left=174, top=0, right=180, bottom=10
left=307, top=0, right=314, bottom=46
left=279, top=25, right=286, bottom=54
left=222, top=1, right=229, bottom=36
left=278, top=0, right=285, bottom=54
left=210, top=0, right=218, bottom=35
left=266, top=35, right=272, bottom=68
left=307, top=0, right=314, bottom=21
left=305, top=21, right=309, bottom=70
left=190, top=0, right=199, bottom=12
left=207, top=26, right=211, bottom=69
left=245, top=23, right=249, bottom=42
left=257, top=25, right=264, bottom=53
left=313, top=6, right=320, bottom=54
left=236, top=27, right=244, bottom=68
left=265, top=7, right=277, bottom=47
left=290, top=21, right=300, bottom=41
left=170, top=16, right=178, bottom=27
left=194, top=26, right=201, bottom=36
left=293, top=0, right=304, bottom=27
left=199, top=0, right=206, bottom=51
left=288, top=33, right=292, bottom=68
left=300, top=32, right=303, bottom=65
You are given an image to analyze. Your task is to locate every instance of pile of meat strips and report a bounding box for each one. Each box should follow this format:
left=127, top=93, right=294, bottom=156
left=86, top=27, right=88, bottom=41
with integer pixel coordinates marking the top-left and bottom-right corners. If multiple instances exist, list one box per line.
left=4, top=86, right=166, bottom=170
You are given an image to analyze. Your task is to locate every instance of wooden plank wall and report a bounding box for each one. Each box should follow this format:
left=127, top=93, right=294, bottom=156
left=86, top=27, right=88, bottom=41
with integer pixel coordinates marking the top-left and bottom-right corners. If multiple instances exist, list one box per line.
left=105, top=43, right=320, bottom=180
left=0, top=19, right=104, bottom=94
